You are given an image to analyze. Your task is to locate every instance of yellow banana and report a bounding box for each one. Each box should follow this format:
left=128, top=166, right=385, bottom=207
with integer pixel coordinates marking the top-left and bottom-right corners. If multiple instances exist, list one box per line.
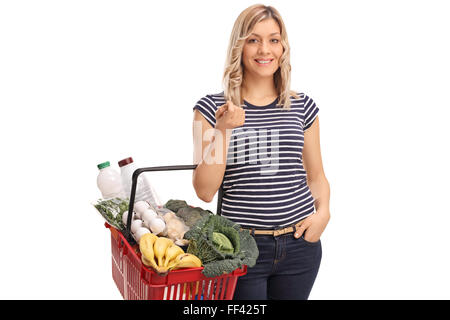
left=142, top=255, right=169, bottom=274
left=139, top=233, right=158, bottom=270
left=163, top=244, right=184, bottom=267
left=171, top=253, right=202, bottom=270
left=153, top=236, right=174, bottom=267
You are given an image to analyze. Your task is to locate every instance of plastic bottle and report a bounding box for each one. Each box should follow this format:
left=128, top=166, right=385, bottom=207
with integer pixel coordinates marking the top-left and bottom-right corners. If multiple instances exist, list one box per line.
left=97, top=161, right=126, bottom=199
left=118, top=157, right=162, bottom=207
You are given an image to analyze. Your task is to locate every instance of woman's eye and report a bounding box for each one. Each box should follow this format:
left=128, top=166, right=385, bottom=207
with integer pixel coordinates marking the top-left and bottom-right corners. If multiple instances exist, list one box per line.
left=247, top=38, right=279, bottom=44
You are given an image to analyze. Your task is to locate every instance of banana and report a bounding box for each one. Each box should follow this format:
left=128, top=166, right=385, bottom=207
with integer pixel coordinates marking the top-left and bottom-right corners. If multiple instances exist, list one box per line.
left=142, top=255, right=168, bottom=274
left=163, top=244, right=184, bottom=267
left=139, top=233, right=158, bottom=270
left=153, top=236, right=174, bottom=267
left=171, top=253, right=202, bottom=270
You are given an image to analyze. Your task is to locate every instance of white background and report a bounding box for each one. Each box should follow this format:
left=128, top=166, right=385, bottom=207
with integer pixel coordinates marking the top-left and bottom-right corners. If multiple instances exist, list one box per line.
left=1, top=0, right=449, bottom=299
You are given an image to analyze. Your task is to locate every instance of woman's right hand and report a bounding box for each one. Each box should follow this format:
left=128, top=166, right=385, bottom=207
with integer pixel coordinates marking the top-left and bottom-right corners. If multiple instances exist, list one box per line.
left=215, top=100, right=245, bottom=131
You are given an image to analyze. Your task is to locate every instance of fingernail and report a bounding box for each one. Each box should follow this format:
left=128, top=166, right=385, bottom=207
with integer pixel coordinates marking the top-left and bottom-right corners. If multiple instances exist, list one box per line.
left=294, top=233, right=299, bottom=238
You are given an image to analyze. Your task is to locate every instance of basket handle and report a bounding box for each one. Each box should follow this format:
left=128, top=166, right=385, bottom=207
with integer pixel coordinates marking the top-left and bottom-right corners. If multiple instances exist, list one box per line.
left=124, top=164, right=224, bottom=243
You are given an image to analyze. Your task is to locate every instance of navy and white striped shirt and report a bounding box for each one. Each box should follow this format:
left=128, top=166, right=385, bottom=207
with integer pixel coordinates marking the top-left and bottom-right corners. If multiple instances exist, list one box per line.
left=193, top=91, right=319, bottom=229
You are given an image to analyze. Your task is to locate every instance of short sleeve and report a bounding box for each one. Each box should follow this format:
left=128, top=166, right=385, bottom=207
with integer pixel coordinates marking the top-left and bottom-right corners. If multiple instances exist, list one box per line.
left=193, top=95, right=217, bottom=128
left=303, top=94, right=319, bottom=130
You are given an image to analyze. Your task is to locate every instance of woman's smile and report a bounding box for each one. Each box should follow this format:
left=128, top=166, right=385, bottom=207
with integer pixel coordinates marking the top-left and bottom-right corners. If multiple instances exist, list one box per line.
left=254, top=59, right=274, bottom=66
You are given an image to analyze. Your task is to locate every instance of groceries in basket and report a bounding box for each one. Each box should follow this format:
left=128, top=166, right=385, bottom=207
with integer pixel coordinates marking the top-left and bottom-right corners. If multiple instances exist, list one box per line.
left=95, top=164, right=253, bottom=300
left=133, top=198, right=258, bottom=278
left=93, top=161, right=258, bottom=281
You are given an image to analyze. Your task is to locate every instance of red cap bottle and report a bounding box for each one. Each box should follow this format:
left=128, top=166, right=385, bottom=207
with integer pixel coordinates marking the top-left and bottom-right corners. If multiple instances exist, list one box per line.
left=118, top=157, right=134, bottom=167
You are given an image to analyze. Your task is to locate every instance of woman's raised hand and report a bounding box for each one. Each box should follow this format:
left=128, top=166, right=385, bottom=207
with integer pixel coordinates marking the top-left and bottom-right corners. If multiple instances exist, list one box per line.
left=215, top=100, right=245, bottom=131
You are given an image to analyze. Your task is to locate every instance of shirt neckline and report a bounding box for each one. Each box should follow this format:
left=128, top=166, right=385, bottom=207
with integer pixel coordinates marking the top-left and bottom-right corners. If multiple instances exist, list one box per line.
left=243, top=97, right=279, bottom=108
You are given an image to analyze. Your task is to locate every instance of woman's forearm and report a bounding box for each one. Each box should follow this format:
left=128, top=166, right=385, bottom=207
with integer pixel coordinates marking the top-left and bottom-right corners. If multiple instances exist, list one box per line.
left=193, top=127, right=231, bottom=202
left=308, top=174, right=330, bottom=216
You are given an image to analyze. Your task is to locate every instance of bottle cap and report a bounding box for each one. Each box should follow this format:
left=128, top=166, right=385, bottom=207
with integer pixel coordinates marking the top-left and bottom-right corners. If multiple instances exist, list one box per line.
left=118, top=157, right=134, bottom=167
left=97, top=161, right=110, bottom=170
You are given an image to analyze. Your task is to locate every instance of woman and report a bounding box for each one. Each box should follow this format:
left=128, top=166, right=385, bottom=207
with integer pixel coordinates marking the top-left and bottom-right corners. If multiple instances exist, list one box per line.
left=192, top=4, right=330, bottom=300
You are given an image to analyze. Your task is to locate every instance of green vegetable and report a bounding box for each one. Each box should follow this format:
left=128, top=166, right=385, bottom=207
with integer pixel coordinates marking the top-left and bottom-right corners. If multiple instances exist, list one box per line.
left=94, top=198, right=128, bottom=230
left=212, top=232, right=234, bottom=254
left=164, top=199, right=189, bottom=213
left=164, top=199, right=212, bottom=227
left=184, top=214, right=258, bottom=278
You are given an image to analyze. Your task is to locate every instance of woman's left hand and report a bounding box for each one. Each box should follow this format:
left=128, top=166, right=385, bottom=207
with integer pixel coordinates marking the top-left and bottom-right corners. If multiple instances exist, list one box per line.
left=294, top=210, right=330, bottom=242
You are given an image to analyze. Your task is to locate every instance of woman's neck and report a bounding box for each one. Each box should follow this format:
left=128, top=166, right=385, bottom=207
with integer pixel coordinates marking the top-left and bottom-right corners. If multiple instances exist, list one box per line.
left=241, top=74, right=277, bottom=103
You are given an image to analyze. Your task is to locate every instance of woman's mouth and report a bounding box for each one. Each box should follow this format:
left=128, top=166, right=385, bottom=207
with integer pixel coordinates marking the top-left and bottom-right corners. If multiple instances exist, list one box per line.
left=254, top=59, right=274, bottom=66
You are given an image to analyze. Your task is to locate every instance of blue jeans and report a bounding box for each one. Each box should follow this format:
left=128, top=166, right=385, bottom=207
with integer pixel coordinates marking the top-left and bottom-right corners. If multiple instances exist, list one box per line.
left=233, top=233, right=322, bottom=300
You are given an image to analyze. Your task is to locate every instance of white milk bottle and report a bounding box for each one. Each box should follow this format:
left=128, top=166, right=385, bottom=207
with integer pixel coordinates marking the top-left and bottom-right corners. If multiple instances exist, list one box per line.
left=118, top=157, right=162, bottom=207
left=97, top=161, right=126, bottom=199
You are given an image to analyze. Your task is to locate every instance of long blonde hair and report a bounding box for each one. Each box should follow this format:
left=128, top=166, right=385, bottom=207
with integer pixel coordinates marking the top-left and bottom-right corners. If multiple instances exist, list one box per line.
left=223, top=4, right=299, bottom=109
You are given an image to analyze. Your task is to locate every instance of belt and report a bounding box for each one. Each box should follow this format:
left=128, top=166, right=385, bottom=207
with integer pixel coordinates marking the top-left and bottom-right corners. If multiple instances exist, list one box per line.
left=241, top=220, right=304, bottom=237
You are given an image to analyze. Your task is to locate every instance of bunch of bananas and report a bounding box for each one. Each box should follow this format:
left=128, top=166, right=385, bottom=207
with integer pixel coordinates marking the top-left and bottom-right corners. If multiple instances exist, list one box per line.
left=139, top=233, right=202, bottom=274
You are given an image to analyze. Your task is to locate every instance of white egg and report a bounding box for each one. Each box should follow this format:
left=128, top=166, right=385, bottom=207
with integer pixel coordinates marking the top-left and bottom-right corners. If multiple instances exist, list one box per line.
left=148, top=217, right=166, bottom=235
left=122, top=211, right=136, bottom=226
left=134, top=201, right=150, bottom=215
left=122, top=211, right=129, bottom=226
left=131, top=219, right=143, bottom=234
left=133, top=227, right=150, bottom=242
left=141, top=208, right=157, bottom=223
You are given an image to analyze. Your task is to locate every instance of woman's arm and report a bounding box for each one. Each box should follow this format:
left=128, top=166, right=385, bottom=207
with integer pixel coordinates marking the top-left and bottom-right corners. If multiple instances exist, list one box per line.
left=303, top=117, right=330, bottom=214
left=295, top=116, right=331, bottom=240
left=192, top=101, right=245, bottom=202
left=192, top=110, right=229, bottom=202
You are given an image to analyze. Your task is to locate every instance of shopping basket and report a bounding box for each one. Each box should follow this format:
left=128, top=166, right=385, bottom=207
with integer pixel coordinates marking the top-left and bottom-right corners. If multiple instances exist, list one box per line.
left=105, top=164, right=247, bottom=300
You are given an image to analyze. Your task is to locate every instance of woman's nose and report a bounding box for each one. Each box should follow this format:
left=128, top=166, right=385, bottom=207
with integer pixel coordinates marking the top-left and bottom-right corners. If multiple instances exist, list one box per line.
left=257, top=40, right=270, bottom=55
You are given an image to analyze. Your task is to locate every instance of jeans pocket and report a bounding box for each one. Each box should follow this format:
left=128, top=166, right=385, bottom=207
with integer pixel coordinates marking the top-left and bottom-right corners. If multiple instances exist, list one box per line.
left=299, top=234, right=321, bottom=246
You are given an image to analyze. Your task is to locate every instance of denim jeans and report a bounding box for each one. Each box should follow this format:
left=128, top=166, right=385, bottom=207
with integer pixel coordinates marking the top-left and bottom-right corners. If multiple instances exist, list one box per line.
left=233, top=233, right=322, bottom=300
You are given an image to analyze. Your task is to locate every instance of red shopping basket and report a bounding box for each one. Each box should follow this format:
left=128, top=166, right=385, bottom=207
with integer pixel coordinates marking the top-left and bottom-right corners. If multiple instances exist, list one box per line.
left=105, top=164, right=247, bottom=300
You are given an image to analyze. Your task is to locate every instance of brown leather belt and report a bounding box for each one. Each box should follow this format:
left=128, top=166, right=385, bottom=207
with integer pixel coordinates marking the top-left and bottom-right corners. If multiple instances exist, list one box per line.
left=241, top=220, right=304, bottom=237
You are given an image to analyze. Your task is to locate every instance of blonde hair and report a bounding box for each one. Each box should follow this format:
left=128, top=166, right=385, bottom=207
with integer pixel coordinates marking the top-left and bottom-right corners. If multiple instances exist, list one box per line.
left=223, top=4, right=299, bottom=109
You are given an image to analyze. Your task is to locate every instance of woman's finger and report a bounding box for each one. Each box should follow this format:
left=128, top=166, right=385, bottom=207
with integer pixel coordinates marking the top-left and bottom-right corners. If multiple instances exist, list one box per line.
left=215, top=103, right=228, bottom=119
left=294, top=222, right=308, bottom=238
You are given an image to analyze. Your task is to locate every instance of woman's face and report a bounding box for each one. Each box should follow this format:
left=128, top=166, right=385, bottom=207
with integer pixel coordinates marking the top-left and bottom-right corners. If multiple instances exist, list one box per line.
left=242, top=18, right=283, bottom=80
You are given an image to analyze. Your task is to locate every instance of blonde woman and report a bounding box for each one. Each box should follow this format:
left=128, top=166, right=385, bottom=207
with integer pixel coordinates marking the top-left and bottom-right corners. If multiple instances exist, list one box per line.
left=192, top=4, right=330, bottom=300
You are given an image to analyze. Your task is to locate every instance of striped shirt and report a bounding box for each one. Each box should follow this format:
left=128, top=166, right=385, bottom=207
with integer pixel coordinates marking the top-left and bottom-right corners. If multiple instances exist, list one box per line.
left=193, top=91, right=319, bottom=229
